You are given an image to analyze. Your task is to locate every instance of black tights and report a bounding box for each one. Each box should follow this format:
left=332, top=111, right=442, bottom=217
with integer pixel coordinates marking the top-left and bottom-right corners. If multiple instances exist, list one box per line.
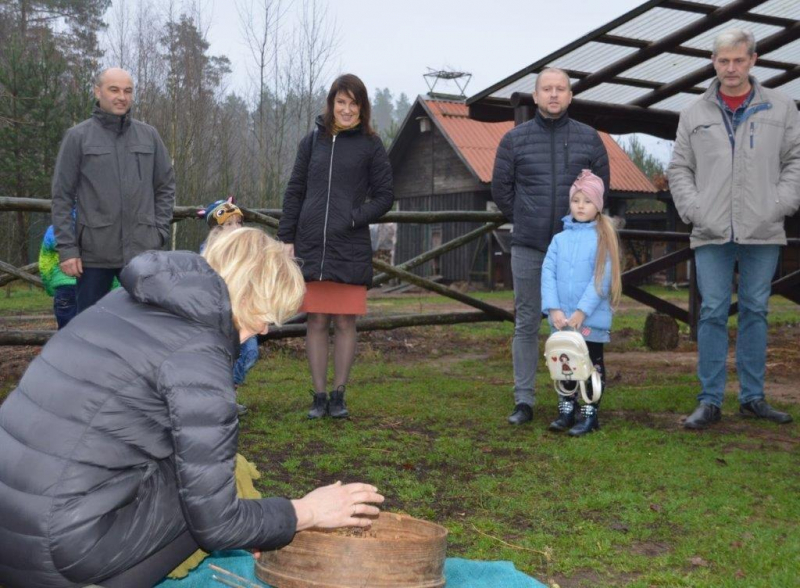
left=306, top=313, right=357, bottom=393
left=563, top=342, right=605, bottom=402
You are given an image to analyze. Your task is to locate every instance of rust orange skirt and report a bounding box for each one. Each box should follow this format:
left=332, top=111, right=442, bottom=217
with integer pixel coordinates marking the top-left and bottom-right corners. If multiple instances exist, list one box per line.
left=300, top=281, right=367, bottom=315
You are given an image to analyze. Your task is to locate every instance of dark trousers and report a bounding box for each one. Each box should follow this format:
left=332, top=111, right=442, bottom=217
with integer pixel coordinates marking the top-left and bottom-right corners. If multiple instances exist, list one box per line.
left=53, top=285, right=77, bottom=329
left=98, top=530, right=199, bottom=588
left=77, top=267, right=121, bottom=314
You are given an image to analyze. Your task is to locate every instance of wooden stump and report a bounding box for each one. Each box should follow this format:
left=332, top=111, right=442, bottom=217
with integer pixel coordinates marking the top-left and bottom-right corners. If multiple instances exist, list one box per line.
left=256, top=512, right=447, bottom=588
left=643, top=312, right=680, bottom=351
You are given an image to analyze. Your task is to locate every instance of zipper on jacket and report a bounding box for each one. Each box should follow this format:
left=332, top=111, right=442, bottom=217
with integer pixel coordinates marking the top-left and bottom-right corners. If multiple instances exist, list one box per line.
left=749, top=122, right=754, bottom=149
left=136, top=153, right=141, bottom=180
left=319, top=134, right=337, bottom=280
left=549, top=126, right=557, bottom=240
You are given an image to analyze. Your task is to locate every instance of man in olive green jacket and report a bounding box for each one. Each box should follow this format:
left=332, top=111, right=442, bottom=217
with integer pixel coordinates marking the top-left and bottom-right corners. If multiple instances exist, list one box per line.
left=668, top=29, right=800, bottom=429
left=52, top=67, right=175, bottom=313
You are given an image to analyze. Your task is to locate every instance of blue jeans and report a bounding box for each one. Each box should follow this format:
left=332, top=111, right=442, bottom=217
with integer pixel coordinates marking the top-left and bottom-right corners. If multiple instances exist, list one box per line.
left=77, top=267, right=122, bottom=313
left=233, top=337, right=259, bottom=386
left=53, top=285, right=77, bottom=330
left=511, top=245, right=546, bottom=407
left=694, top=243, right=780, bottom=407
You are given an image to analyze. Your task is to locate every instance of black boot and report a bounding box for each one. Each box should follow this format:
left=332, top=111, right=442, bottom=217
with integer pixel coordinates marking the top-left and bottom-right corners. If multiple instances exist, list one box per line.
left=548, top=395, right=578, bottom=432
left=328, top=386, right=350, bottom=419
left=739, top=399, right=792, bottom=424
left=568, top=404, right=600, bottom=436
left=507, top=403, right=533, bottom=425
left=307, top=391, right=328, bottom=419
left=684, top=402, right=721, bottom=429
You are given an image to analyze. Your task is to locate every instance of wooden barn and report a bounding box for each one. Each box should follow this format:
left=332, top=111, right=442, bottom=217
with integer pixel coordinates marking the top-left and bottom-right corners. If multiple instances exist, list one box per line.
left=388, top=95, right=662, bottom=286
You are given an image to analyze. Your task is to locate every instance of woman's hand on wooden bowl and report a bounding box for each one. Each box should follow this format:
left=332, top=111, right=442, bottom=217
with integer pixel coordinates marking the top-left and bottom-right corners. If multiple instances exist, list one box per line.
left=292, top=480, right=384, bottom=531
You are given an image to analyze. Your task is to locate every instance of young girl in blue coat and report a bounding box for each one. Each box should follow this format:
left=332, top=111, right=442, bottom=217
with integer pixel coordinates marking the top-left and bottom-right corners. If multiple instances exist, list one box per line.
left=541, top=170, right=622, bottom=436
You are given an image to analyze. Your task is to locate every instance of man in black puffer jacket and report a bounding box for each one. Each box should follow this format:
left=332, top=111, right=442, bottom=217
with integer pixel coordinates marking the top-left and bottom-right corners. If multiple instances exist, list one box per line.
left=491, top=68, right=610, bottom=426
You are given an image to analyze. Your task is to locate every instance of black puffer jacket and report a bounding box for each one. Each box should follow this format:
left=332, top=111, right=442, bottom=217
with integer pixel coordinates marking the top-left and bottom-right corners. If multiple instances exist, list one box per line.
left=491, top=110, right=610, bottom=252
left=0, top=251, right=296, bottom=588
left=277, top=116, right=394, bottom=286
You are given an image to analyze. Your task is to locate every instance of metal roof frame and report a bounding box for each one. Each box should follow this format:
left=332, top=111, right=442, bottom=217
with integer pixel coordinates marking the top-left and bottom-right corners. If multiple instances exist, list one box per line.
left=466, top=0, right=800, bottom=138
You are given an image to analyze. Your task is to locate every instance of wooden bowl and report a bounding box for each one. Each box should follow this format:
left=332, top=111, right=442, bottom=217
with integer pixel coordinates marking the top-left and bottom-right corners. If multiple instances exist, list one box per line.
left=255, top=512, right=448, bottom=588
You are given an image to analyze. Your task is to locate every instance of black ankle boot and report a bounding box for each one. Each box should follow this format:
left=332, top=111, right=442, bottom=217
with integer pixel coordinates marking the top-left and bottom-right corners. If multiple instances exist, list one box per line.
left=307, top=391, right=328, bottom=419
left=328, top=386, right=349, bottom=419
left=568, top=404, right=600, bottom=436
left=548, top=396, right=578, bottom=432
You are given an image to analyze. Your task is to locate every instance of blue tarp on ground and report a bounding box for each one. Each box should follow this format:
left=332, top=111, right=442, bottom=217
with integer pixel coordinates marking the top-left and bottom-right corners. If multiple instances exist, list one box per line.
left=155, top=550, right=547, bottom=587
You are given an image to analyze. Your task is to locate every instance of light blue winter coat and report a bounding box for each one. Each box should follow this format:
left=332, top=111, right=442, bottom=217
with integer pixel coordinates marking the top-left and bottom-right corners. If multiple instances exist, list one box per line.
left=541, top=215, right=613, bottom=333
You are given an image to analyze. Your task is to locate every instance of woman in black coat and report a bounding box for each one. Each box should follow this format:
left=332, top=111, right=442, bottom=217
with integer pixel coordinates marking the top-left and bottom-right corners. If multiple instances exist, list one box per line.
left=0, top=229, right=383, bottom=588
left=278, top=74, right=394, bottom=420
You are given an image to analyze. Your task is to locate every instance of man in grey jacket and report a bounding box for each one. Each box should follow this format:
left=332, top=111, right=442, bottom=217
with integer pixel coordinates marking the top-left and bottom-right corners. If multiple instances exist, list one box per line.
left=668, top=29, right=800, bottom=429
left=52, top=67, right=175, bottom=313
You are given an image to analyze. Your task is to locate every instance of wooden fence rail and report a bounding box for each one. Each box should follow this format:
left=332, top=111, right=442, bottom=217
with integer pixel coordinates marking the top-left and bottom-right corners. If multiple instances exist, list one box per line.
left=1, top=196, right=798, bottom=346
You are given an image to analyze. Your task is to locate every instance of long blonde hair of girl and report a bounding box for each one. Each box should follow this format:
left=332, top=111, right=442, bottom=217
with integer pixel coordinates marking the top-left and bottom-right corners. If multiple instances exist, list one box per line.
left=594, top=213, right=623, bottom=308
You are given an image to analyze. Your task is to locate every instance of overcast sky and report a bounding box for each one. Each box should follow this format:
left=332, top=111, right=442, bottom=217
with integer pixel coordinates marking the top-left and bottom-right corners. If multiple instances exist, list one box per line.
left=170, top=0, right=675, bottom=161
left=205, top=0, right=649, bottom=99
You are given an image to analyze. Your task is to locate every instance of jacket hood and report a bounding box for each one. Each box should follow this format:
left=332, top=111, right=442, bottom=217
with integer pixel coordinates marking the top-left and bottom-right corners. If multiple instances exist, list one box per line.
left=562, top=215, right=597, bottom=230
left=120, top=251, right=237, bottom=342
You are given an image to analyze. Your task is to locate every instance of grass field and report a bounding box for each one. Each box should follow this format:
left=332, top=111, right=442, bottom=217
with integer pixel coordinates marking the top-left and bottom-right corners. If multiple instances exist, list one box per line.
left=1, top=284, right=798, bottom=587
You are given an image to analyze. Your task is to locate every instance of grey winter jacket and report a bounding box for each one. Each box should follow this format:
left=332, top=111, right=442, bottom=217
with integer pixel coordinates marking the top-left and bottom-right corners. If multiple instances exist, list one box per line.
left=491, top=110, right=610, bottom=252
left=667, top=79, right=800, bottom=248
left=0, top=251, right=296, bottom=588
left=51, top=106, right=176, bottom=268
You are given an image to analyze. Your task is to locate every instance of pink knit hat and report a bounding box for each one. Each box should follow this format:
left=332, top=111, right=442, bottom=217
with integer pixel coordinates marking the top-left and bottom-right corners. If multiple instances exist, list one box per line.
left=569, top=169, right=605, bottom=213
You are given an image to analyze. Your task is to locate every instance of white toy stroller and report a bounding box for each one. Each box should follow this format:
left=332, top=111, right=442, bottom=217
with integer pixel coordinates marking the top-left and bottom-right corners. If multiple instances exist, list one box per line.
left=544, top=329, right=602, bottom=405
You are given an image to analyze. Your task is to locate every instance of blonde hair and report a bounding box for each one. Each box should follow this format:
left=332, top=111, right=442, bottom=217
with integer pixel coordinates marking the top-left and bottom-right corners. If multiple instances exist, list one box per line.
left=202, top=228, right=306, bottom=333
left=594, top=214, right=623, bottom=308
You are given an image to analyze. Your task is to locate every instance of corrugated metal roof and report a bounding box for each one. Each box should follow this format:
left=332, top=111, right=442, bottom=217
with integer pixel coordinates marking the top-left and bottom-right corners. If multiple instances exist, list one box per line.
left=423, top=99, right=657, bottom=194
left=683, top=20, right=783, bottom=50
left=610, top=8, right=703, bottom=41
left=752, top=0, right=800, bottom=19
left=468, top=0, right=800, bottom=124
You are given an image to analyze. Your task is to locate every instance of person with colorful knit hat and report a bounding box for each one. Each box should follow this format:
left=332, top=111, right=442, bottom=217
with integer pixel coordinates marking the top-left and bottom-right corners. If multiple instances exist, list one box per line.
left=199, top=198, right=255, bottom=414
left=200, top=197, right=245, bottom=231
left=39, top=219, right=120, bottom=330
left=541, top=170, right=622, bottom=436
left=39, top=225, right=78, bottom=329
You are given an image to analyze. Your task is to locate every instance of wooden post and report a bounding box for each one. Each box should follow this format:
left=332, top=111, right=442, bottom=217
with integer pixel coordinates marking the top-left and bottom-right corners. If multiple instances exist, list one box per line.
left=0, top=262, right=39, bottom=287
left=373, top=222, right=502, bottom=287
left=372, top=259, right=514, bottom=322
left=0, top=312, right=507, bottom=346
left=0, top=259, right=44, bottom=288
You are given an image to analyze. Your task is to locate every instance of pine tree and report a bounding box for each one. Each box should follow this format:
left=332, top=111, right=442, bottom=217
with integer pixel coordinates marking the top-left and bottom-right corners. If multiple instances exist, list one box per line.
left=622, top=135, right=665, bottom=181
